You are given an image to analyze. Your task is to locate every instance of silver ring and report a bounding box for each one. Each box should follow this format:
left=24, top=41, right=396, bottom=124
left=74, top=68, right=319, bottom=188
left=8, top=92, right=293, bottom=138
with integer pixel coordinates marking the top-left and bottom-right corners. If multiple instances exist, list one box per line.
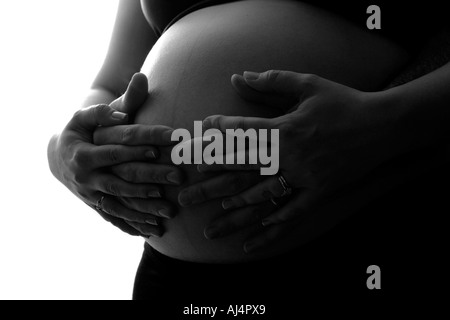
left=270, top=197, right=279, bottom=206
left=95, top=196, right=106, bottom=212
left=278, top=174, right=292, bottom=197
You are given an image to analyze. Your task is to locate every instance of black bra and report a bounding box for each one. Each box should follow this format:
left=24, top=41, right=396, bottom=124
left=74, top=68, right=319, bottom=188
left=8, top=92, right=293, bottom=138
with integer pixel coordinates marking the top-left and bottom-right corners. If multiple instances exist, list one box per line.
left=162, top=0, right=243, bottom=34
left=160, top=0, right=445, bottom=54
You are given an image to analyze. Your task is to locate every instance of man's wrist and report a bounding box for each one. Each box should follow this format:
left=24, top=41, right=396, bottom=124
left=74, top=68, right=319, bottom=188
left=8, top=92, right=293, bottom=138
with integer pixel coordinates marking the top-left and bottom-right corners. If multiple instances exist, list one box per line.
left=364, top=89, right=415, bottom=160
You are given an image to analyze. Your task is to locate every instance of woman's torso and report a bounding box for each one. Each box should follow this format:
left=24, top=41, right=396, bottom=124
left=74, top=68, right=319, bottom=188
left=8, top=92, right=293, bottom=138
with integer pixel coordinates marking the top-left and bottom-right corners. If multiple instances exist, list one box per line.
left=141, top=0, right=445, bottom=52
left=135, top=0, right=409, bottom=263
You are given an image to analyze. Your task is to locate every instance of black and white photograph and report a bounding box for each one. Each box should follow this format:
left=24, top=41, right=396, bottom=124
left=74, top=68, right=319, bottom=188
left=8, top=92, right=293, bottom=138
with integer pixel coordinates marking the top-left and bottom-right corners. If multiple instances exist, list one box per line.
left=1, top=0, right=449, bottom=311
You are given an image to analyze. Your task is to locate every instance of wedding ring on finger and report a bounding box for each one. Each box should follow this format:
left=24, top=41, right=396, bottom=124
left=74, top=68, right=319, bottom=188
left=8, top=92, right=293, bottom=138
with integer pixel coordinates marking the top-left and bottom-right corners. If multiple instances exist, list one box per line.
left=95, top=195, right=107, bottom=213
left=268, top=174, right=292, bottom=207
left=278, top=173, right=292, bottom=197
left=270, top=197, right=279, bottom=206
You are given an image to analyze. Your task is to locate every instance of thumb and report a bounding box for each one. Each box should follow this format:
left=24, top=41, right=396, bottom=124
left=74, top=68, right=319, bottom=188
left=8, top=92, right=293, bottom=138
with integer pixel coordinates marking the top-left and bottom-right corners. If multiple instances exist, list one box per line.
left=110, top=73, right=149, bottom=114
left=243, top=70, right=306, bottom=96
left=68, top=104, right=128, bottom=133
left=231, top=74, right=299, bottom=112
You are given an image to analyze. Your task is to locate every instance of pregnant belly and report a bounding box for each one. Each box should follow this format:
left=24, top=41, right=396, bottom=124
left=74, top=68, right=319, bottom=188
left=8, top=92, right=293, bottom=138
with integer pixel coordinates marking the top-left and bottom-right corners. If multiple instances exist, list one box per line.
left=135, top=0, right=408, bottom=263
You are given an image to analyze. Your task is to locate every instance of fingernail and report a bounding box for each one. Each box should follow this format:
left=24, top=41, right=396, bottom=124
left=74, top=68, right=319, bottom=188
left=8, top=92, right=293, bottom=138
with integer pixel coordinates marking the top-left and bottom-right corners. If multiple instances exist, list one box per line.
left=243, top=71, right=260, bottom=81
left=167, top=172, right=182, bottom=184
left=145, top=218, right=158, bottom=226
left=158, top=208, right=173, bottom=219
left=262, top=218, right=274, bottom=227
left=197, top=164, right=204, bottom=173
left=222, top=198, right=235, bottom=210
left=202, top=119, right=211, bottom=130
left=162, top=129, right=175, bottom=143
left=145, top=150, right=158, bottom=159
left=149, top=231, right=162, bottom=238
left=112, top=111, right=128, bottom=120
left=178, top=190, right=191, bottom=207
left=244, top=241, right=258, bottom=254
left=204, top=225, right=220, bottom=239
left=148, top=190, right=162, bottom=198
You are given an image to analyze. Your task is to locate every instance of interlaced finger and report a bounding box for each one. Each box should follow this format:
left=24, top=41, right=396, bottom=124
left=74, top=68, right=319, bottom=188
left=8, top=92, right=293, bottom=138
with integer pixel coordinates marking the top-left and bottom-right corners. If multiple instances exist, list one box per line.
left=220, top=176, right=287, bottom=210
left=204, top=201, right=276, bottom=239
left=111, top=163, right=183, bottom=185
left=119, top=197, right=176, bottom=219
left=99, top=195, right=161, bottom=225
left=96, top=173, right=162, bottom=198
left=93, top=124, right=175, bottom=146
left=178, top=171, right=264, bottom=207
left=83, top=144, right=158, bottom=169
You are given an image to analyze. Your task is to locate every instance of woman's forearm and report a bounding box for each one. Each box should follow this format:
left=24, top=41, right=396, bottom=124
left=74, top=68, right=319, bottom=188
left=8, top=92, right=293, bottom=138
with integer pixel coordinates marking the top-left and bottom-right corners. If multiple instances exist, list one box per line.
left=378, top=61, right=450, bottom=156
left=81, top=87, right=118, bottom=108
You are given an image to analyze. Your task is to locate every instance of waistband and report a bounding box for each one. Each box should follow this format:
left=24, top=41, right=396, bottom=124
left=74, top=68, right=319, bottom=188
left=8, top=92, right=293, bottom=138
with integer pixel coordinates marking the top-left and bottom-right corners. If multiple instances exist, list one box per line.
left=143, top=241, right=310, bottom=272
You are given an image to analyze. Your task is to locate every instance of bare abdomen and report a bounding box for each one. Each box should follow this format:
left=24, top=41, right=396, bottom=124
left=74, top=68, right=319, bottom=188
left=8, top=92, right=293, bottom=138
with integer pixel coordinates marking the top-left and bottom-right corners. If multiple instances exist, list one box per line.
left=135, top=0, right=408, bottom=263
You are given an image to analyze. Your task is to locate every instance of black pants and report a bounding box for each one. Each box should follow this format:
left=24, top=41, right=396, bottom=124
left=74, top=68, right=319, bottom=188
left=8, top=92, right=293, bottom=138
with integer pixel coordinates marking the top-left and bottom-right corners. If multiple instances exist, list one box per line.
left=133, top=239, right=369, bottom=302
left=133, top=161, right=449, bottom=309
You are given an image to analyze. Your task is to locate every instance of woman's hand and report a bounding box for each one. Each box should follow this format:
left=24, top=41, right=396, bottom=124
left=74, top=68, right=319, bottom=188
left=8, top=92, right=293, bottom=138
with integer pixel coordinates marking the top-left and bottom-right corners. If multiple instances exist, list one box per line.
left=48, top=73, right=181, bottom=237
left=179, top=70, right=399, bottom=251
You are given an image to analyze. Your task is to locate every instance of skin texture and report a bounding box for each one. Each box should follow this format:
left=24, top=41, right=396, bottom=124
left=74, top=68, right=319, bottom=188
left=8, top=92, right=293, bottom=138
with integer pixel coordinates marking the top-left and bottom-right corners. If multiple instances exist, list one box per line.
left=47, top=0, right=450, bottom=264
left=132, top=0, right=408, bottom=263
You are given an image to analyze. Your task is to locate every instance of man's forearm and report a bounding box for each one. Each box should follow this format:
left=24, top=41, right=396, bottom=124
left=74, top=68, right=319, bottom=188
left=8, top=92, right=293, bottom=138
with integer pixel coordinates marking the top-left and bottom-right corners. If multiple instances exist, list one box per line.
left=380, top=61, right=450, bottom=155
left=377, top=27, right=450, bottom=156
left=385, top=27, right=450, bottom=89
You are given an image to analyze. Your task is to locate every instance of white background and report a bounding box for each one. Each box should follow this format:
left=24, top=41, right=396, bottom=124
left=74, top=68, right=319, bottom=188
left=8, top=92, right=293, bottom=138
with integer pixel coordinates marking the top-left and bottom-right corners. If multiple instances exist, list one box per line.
left=0, top=0, right=146, bottom=300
